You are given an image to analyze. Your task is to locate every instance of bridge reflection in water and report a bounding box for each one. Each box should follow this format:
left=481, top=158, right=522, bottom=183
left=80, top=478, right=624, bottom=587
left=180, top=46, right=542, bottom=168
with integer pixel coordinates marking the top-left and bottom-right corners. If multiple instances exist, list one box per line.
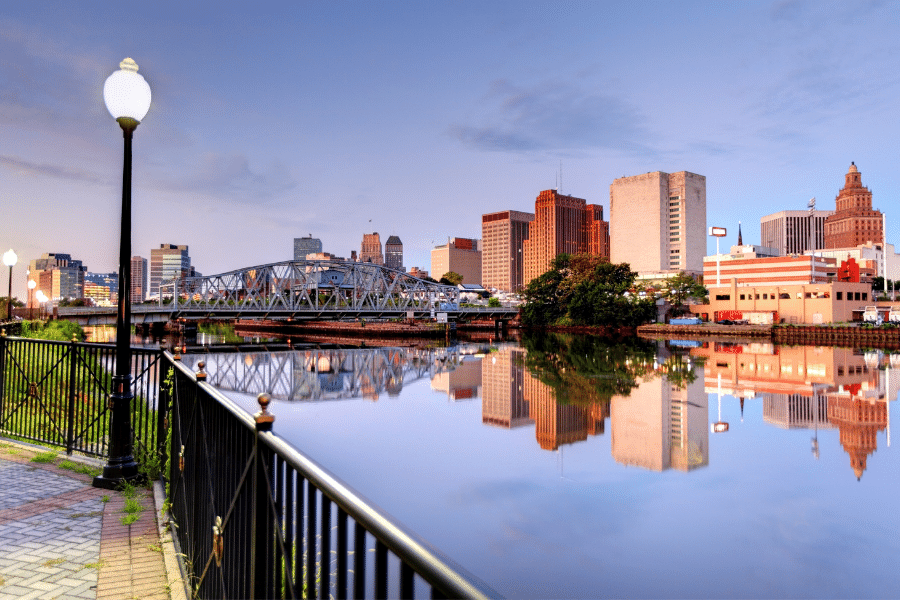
left=179, top=346, right=471, bottom=402
left=181, top=336, right=896, bottom=480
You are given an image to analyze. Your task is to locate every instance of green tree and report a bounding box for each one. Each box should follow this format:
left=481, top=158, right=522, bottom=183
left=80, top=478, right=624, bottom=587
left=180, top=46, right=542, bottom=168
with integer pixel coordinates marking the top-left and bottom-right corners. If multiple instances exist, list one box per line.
left=439, top=271, right=464, bottom=286
left=488, top=297, right=502, bottom=308
left=521, top=253, right=655, bottom=328
left=663, top=271, right=707, bottom=315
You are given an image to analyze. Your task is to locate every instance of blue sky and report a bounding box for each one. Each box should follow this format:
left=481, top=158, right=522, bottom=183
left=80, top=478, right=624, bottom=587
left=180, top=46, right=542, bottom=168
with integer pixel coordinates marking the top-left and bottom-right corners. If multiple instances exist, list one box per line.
left=2, top=0, right=899, bottom=299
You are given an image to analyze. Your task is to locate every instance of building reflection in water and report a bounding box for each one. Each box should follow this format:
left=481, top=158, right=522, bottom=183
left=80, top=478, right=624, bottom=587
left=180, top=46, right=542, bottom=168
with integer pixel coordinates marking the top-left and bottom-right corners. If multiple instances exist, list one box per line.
left=693, top=342, right=895, bottom=479
left=609, top=350, right=708, bottom=472
left=184, top=338, right=894, bottom=479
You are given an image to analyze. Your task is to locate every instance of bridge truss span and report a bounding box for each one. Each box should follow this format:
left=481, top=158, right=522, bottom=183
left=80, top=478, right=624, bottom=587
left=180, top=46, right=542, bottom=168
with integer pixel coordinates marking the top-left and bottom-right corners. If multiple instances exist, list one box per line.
left=159, top=260, right=459, bottom=315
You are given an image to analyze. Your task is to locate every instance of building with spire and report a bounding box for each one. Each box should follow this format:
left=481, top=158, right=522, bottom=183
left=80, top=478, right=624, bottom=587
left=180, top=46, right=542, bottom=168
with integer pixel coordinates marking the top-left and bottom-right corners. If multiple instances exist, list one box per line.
left=824, top=163, right=884, bottom=249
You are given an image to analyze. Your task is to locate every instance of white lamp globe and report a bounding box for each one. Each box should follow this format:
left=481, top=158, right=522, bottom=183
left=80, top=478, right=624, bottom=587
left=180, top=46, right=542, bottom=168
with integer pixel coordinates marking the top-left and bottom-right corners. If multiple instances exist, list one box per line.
left=28, top=280, right=36, bottom=290
left=103, top=58, right=152, bottom=122
left=2, top=249, right=17, bottom=267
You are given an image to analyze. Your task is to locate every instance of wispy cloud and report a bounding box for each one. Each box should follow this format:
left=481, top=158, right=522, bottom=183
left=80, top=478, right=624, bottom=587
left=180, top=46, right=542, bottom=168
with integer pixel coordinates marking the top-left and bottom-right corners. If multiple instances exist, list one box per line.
left=152, top=152, right=298, bottom=201
left=0, top=154, right=105, bottom=185
left=450, top=79, right=648, bottom=155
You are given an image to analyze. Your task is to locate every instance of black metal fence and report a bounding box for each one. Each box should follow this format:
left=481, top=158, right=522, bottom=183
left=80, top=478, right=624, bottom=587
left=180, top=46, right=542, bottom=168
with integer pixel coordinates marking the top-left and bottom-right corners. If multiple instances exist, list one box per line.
left=164, top=352, right=500, bottom=599
left=0, top=334, right=164, bottom=459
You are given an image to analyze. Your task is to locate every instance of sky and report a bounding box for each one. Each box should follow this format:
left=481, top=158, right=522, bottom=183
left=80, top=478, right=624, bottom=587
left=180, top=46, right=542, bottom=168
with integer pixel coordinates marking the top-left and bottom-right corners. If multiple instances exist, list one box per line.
left=2, top=0, right=899, bottom=300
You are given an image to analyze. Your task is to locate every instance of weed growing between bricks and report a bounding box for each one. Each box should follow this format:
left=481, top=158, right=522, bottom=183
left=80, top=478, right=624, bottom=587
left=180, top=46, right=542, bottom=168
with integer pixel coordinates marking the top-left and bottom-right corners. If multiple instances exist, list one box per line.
left=30, top=450, right=57, bottom=463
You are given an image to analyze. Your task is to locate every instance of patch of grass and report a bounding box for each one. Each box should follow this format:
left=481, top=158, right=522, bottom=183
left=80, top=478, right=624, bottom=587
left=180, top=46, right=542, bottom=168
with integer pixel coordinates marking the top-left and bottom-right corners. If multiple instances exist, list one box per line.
left=30, top=450, right=57, bottom=463
left=43, top=557, right=66, bottom=567
left=102, top=495, right=110, bottom=503
left=121, top=489, right=143, bottom=526
left=4, top=448, right=20, bottom=455
left=79, top=559, right=106, bottom=572
left=68, top=511, right=103, bottom=519
left=0, top=574, right=4, bottom=586
left=148, top=542, right=162, bottom=553
left=58, top=459, right=101, bottom=476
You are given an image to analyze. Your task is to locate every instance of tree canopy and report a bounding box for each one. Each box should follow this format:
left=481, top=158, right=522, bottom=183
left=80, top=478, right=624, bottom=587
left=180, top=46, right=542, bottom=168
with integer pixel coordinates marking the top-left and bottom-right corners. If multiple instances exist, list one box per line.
left=439, top=271, right=463, bottom=286
left=521, top=254, right=655, bottom=328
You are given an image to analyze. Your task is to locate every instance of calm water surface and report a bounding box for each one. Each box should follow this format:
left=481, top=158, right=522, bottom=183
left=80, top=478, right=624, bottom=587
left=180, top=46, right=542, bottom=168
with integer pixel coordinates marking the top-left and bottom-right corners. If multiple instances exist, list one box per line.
left=181, top=334, right=899, bottom=598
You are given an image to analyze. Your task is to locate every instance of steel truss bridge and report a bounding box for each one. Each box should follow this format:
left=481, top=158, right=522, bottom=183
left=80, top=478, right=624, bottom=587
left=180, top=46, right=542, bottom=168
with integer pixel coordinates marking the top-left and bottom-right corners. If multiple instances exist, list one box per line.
left=179, top=346, right=468, bottom=402
left=55, top=260, right=518, bottom=325
left=160, top=260, right=459, bottom=315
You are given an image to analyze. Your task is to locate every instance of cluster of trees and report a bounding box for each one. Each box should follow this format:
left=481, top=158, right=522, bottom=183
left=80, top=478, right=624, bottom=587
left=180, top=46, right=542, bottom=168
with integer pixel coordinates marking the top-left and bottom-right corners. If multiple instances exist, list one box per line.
left=521, top=254, right=657, bottom=328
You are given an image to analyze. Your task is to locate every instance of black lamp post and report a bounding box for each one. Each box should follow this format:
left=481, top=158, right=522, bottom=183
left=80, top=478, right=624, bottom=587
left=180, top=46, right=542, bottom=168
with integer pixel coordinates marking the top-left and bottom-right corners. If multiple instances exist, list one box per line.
left=93, top=58, right=151, bottom=489
left=3, top=249, right=16, bottom=321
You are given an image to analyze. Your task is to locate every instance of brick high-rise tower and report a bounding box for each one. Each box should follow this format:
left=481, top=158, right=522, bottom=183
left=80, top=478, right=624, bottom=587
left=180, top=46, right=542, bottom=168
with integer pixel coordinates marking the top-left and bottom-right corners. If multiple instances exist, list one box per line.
left=824, top=163, right=884, bottom=249
left=521, top=190, right=609, bottom=286
left=360, top=233, right=384, bottom=265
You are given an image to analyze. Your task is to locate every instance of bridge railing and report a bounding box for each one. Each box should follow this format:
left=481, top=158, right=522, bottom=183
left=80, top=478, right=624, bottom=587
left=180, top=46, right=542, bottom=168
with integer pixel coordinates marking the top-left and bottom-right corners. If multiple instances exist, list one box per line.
left=165, top=352, right=500, bottom=599
left=0, top=334, right=164, bottom=460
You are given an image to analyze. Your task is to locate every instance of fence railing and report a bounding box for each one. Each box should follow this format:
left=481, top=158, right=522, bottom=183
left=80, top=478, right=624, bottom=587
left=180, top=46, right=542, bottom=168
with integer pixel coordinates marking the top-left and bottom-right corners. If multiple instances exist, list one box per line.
left=164, top=352, right=500, bottom=599
left=0, top=334, right=164, bottom=460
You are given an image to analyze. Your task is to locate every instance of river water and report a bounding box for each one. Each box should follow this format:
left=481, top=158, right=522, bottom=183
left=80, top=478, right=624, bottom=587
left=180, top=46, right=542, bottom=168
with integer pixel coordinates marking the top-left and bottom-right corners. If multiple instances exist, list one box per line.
left=177, top=333, right=899, bottom=598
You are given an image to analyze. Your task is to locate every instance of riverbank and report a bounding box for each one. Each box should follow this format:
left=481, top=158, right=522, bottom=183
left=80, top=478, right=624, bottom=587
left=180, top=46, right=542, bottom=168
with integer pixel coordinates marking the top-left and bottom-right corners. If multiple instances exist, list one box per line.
left=234, top=318, right=453, bottom=339
left=638, top=322, right=900, bottom=348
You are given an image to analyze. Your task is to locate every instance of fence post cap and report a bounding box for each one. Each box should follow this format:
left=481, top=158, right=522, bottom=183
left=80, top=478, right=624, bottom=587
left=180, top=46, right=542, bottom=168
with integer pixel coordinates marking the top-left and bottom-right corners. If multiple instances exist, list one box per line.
left=196, top=361, right=207, bottom=381
left=255, top=393, right=274, bottom=430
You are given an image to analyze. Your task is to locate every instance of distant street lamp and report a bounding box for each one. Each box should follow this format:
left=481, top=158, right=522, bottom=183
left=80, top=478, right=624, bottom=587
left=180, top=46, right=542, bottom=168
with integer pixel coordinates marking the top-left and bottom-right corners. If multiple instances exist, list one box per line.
left=708, top=227, right=727, bottom=288
left=27, top=279, right=36, bottom=319
left=35, top=290, right=47, bottom=320
left=93, top=57, right=151, bottom=490
left=3, top=249, right=17, bottom=321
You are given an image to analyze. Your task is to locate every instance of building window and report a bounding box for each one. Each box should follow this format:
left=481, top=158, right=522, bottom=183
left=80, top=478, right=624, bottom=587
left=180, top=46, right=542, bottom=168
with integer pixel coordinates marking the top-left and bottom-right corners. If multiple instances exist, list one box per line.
left=837, top=291, right=843, bottom=300
left=715, top=294, right=730, bottom=301
left=780, top=293, right=790, bottom=299
left=862, top=293, right=867, bottom=301
left=739, top=294, right=745, bottom=300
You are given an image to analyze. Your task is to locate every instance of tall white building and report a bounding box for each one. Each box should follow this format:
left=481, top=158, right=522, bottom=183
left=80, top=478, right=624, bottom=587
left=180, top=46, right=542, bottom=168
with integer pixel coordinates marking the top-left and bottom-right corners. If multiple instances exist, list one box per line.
left=760, top=210, right=833, bottom=255
left=609, top=171, right=706, bottom=276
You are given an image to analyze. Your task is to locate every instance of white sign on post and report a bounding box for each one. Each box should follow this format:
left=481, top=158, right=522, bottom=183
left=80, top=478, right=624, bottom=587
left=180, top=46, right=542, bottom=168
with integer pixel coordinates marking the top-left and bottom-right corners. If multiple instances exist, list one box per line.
left=436, top=313, right=448, bottom=323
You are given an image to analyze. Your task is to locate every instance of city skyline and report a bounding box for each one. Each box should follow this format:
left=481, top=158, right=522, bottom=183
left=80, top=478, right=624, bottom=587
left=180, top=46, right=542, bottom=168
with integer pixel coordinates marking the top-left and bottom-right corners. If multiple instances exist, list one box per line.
left=3, top=2, right=900, bottom=300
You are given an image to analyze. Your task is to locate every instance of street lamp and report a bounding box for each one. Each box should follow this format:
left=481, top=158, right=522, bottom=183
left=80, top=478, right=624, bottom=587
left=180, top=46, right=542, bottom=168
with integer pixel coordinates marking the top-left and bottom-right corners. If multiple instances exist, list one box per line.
left=27, top=279, right=36, bottom=319
left=3, top=249, right=17, bottom=321
left=35, top=290, right=47, bottom=320
left=93, top=57, right=151, bottom=490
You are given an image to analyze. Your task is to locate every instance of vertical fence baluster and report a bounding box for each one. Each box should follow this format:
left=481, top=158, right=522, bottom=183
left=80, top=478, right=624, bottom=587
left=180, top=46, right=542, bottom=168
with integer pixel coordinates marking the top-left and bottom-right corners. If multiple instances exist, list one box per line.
left=285, top=466, right=295, bottom=598
left=306, top=479, right=316, bottom=598
left=375, top=540, right=388, bottom=600
left=66, top=340, right=77, bottom=454
left=400, top=562, right=414, bottom=599
left=353, top=522, right=366, bottom=600
left=337, top=507, right=348, bottom=600
left=320, top=496, right=331, bottom=599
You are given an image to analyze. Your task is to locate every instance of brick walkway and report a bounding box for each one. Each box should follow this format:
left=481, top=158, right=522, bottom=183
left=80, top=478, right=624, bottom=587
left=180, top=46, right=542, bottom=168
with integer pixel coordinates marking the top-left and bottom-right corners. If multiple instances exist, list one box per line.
left=0, top=440, right=178, bottom=600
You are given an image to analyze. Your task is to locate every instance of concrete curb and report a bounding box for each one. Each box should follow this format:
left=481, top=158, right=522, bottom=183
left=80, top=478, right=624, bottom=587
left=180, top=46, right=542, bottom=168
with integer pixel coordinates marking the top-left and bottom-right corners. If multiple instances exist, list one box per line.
left=153, top=480, right=190, bottom=600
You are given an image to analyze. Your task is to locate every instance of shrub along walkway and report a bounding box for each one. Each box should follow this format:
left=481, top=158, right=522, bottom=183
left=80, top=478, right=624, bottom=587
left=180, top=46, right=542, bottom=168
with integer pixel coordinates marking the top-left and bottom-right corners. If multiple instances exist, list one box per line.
left=0, top=439, right=183, bottom=599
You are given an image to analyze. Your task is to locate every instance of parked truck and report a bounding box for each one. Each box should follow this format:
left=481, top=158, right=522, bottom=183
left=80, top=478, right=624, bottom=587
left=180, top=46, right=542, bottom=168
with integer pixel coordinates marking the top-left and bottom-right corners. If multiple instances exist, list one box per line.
left=862, top=306, right=883, bottom=326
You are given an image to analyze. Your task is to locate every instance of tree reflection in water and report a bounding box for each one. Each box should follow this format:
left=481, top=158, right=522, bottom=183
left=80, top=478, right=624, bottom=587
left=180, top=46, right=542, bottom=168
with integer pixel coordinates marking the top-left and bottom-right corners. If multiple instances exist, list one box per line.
left=520, top=332, right=691, bottom=406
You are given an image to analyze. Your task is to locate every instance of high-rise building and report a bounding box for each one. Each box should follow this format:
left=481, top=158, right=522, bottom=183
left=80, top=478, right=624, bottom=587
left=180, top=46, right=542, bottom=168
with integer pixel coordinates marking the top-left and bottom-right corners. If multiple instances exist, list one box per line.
left=824, top=163, right=884, bottom=249
left=29, top=253, right=86, bottom=301
left=294, top=235, right=323, bottom=261
left=760, top=210, right=833, bottom=255
left=609, top=171, right=706, bottom=275
left=384, top=235, right=403, bottom=271
left=84, top=272, right=118, bottom=305
left=149, top=244, right=191, bottom=298
left=430, top=237, right=481, bottom=285
left=131, top=256, right=147, bottom=303
left=360, top=233, right=384, bottom=265
left=521, top=190, right=609, bottom=286
left=481, top=210, right=534, bottom=293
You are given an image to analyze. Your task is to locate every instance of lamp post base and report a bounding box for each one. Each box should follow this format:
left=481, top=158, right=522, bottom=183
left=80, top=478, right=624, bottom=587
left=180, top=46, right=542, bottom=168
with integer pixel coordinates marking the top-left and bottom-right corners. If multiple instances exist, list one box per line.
left=92, top=458, right=144, bottom=490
